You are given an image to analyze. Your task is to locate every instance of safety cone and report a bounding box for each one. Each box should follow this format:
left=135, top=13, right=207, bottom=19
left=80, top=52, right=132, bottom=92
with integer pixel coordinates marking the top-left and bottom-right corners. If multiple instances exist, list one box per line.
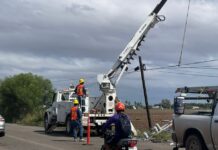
left=87, top=113, right=90, bottom=144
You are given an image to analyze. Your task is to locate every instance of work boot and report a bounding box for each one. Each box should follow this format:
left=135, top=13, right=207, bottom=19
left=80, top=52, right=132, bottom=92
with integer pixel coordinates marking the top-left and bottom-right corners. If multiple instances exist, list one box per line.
left=79, top=138, right=85, bottom=142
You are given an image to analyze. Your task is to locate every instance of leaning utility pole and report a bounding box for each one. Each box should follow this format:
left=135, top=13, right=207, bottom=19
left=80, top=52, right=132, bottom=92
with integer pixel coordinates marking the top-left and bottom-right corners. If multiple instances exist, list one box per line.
left=138, top=56, right=152, bottom=129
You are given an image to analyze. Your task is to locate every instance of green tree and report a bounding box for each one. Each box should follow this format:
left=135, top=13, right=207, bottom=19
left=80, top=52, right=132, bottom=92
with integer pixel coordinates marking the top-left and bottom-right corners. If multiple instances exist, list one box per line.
left=161, top=99, right=171, bottom=109
left=0, top=73, right=54, bottom=122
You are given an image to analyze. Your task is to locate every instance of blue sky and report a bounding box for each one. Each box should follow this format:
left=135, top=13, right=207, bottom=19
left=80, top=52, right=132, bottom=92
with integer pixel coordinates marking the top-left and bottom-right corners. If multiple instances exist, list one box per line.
left=1, top=0, right=218, bottom=104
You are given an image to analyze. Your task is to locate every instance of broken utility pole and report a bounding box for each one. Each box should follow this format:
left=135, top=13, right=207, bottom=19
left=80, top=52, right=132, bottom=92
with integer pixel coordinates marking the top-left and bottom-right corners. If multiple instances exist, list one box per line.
left=138, top=56, right=152, bottom=130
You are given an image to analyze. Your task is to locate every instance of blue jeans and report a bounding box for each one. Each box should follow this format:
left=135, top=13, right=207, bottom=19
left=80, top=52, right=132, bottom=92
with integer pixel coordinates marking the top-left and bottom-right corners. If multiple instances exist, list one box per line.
left=77, top=96, right=85, bottom=105
left=71, top=120, right=83, bottom=139
left=77, top=96, right=85, bottom=113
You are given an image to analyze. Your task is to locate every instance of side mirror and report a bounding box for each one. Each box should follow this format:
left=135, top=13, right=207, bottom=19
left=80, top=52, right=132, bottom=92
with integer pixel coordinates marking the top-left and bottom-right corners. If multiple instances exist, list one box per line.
left=174, top=97, right=184, bottom=115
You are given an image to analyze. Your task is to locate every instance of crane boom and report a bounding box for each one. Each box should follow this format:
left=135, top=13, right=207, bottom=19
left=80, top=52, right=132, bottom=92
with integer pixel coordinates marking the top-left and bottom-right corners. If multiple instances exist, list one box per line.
left=107, top=0, right=167, bottom=81
left=95, top=0, right=167, bottom=114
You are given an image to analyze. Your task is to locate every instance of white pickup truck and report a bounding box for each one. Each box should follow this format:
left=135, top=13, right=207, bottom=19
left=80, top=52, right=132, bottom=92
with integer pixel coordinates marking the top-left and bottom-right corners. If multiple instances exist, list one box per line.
left=172, top=86, right=218, bottom=150
left=44, top=87, right=115, bottom=135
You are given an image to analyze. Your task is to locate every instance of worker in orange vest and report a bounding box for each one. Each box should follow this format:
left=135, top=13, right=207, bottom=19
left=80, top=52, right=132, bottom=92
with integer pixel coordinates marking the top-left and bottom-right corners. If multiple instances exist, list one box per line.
left=70, top=99, right=84, bottom=142
left=74, top=78, right=87, bottom=108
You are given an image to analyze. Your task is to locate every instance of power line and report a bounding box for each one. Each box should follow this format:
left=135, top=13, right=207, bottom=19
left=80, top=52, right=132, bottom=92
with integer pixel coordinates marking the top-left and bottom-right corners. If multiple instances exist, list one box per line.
left=178, top=0, right=191, bottom=66
left=125, top=59, right=218, bottom=75
left=157, top=70, right=218, bottom=78
left=171, top=66, right=218, bottom=70
left=146, top=59, right=218, bottom=71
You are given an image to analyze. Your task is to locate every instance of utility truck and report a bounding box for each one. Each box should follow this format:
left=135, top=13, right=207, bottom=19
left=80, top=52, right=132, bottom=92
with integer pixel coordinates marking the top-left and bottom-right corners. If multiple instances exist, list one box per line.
left=172, top=86, right=218, bottom=150
left=44, top=0, right=167, bottom=135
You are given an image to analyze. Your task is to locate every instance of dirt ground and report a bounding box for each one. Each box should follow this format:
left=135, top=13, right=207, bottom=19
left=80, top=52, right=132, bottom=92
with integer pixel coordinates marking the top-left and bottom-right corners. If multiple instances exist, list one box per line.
left=125, top=109, right=173, bottom=131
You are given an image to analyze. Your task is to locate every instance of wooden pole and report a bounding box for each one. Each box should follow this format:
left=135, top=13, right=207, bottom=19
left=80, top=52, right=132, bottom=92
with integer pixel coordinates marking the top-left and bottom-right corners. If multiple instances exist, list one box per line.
left=138, top=56, right=152, bottom=129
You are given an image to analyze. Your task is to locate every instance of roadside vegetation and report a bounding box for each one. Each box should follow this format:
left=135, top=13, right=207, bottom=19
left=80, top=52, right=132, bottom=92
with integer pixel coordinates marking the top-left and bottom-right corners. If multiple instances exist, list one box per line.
left=0, top=73, right=54, bottom=125
left=136, top=128, right=171, bottom=142
left=151, top=131, right=171, bottom=142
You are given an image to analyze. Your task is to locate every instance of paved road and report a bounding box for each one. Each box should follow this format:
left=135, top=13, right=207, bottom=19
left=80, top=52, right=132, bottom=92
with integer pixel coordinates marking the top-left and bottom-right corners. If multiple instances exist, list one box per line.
left=0, top=124, right=175, bottom=150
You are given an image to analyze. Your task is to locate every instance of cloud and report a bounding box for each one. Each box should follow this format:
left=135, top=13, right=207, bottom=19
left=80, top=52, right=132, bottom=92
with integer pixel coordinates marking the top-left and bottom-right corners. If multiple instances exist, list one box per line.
left=1, top=0, right=218, bottom=103
left=0, top=51, right=111, bottom=82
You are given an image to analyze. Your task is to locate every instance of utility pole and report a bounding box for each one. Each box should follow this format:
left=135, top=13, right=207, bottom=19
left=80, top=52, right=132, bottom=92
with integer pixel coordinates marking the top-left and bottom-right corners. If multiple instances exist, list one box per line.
left=138, top=56, right=152, bottom=129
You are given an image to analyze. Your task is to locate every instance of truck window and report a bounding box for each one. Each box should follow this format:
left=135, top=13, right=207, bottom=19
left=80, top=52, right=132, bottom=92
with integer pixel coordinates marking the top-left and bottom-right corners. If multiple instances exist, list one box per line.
left=61, top=92, right=70, bottom=101
left=183, top=97, right=213, bottom=115
left=52, top=93, right=57, bottom=103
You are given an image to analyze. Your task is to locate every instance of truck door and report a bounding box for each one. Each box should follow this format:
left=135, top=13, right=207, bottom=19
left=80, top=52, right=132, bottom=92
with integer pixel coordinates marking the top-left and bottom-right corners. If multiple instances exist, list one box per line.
left=212, top=102, right=218, bottom=149
left=57, top=93, right=68, bottom=123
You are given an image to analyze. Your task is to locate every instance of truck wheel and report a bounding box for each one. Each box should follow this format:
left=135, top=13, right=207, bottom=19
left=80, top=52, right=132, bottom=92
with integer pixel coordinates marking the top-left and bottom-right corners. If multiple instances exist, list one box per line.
left=173, top=147, right=178, bottom=150
left=44, top=115, right=51, bottom=134
left=185, top=134, right=205, bottom=150
left=66, top=116, right=71, bottom=135
left=0, top=132, right=5, bottom=137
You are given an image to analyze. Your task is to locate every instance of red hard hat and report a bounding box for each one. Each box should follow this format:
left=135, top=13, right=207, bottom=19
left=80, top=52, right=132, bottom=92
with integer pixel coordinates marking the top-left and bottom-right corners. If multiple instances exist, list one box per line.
left=115, top=102, right=125, bottom=111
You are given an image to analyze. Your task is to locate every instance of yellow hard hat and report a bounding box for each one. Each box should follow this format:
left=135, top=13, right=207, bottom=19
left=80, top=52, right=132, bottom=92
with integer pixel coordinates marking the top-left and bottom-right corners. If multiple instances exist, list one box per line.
left=79, top=78, right=85, bottom=84
left=73, top=99, right=79, bottom=105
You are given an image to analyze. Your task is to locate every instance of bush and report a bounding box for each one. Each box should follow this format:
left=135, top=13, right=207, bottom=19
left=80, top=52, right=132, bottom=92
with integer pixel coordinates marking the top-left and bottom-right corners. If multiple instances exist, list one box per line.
left=17, top=108, right=45, bottom=126
left=0, top=73, right=54, bottom=123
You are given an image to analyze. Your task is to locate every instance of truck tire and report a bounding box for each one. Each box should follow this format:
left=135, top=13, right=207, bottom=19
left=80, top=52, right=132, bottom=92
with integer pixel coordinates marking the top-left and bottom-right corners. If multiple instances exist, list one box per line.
left=66, top=116, right=71, bottom=135
left=185, top=134, right=205, bottom=150
left=0, top=132, right=5, bottom=137
left=44, top=114, right=52, bottom=134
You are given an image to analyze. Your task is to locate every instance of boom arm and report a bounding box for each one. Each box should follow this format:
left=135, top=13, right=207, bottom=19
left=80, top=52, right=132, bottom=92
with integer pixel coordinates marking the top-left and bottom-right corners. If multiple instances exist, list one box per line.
left=95, top=0, right=167, bottom=114
left=98, top=0, right=167, bottom=88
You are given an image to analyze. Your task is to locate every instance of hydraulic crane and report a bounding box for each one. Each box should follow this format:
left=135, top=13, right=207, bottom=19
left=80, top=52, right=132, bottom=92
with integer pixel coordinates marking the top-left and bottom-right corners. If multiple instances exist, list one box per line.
left=95, top=0, right=167, bottom=114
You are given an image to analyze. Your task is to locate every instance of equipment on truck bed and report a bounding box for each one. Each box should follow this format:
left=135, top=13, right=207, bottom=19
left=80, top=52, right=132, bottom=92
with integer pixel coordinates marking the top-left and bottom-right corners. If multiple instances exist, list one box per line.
left=176, top=86, right=218, bottom=95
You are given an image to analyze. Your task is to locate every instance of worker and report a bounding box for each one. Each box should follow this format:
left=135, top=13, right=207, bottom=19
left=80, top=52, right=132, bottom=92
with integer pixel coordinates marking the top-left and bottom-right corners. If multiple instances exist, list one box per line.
left=74, top=78, right=87, bottom=107
left=102, top=102, right=131, bottom=149
left=70, top=99, right=84, bottom=142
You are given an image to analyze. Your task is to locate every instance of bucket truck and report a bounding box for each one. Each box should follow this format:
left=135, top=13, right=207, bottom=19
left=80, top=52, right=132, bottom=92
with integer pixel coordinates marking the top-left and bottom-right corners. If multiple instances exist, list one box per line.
left=44, top=0, right=167, bottom=135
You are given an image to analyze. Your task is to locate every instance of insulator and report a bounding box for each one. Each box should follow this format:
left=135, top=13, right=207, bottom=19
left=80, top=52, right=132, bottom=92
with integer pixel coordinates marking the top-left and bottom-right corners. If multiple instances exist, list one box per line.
left=134, top=66, right=139, bottom=71
left=143, top=64, right=146, bottom=70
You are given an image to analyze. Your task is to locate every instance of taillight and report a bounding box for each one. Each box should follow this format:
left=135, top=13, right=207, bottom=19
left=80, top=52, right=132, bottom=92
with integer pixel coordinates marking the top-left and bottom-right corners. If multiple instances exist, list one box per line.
left=128, top=140, right=137, bottom=147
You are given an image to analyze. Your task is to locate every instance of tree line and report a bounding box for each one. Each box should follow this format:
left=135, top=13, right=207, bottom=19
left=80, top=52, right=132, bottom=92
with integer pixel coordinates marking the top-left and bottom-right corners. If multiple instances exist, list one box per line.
left=0, top=73, right=54, bottom=123
left=124, top=98, right=172, bottom=109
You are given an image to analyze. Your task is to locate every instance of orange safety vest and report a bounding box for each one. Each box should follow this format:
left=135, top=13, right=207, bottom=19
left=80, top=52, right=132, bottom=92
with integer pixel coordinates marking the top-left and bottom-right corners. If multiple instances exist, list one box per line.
left=76, top=84, right=85, bottom=96
left=71, top=106, right=78, bottom=121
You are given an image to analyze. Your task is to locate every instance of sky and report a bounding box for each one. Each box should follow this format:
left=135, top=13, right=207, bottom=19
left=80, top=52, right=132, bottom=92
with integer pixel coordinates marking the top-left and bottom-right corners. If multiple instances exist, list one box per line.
left=1, top=0, right=218, bottom=104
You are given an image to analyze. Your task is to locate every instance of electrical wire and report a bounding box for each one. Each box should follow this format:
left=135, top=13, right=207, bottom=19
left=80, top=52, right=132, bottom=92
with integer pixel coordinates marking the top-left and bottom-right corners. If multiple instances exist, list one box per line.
left=178, top=0, right=191, bottom=66
left=157, top=70, right=218, bottom=78
left=125, top=59, right=218, bottom=74
left=170, top=66, right=218, bottom=70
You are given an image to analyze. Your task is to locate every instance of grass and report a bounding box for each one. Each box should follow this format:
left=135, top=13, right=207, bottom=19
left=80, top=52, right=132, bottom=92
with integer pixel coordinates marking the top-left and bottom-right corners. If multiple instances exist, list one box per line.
left=17, top=109, right=45, bottom=126
left=151, top=131, right=171, bottom=142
